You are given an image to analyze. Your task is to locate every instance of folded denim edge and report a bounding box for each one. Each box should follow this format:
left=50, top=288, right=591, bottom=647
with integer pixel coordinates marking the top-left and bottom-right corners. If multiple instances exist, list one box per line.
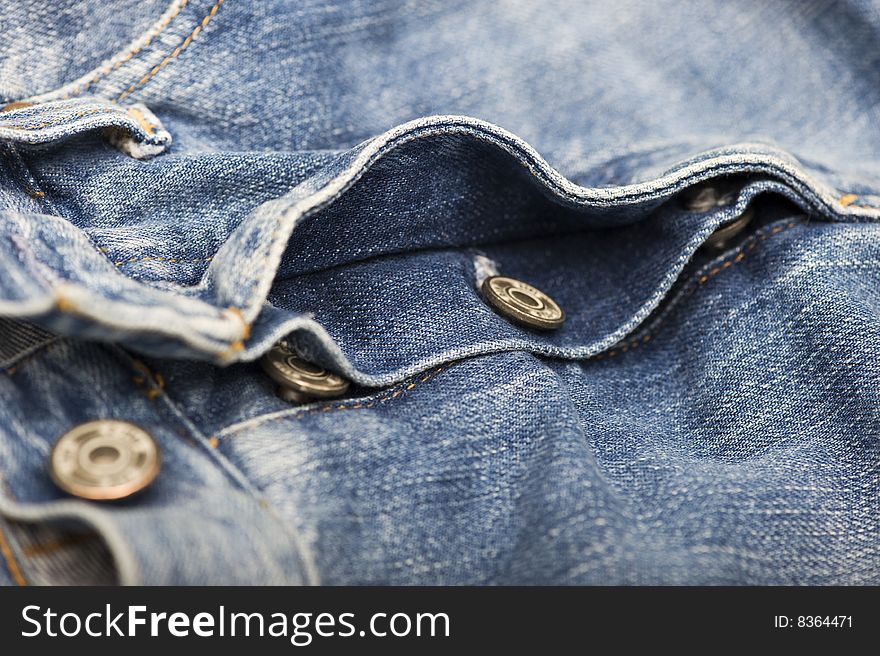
left=0, top=493, right=143, bottom=585
left=1, top=115, right=879, bottom=376
left=0, top=98, right=171, bottom=158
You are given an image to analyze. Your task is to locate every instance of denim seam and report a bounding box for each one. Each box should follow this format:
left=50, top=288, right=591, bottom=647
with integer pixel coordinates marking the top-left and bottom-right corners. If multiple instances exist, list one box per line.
left=64, top=0, right=192, bottom=100
left=2, top=147, right=126, bottom=274
left=1, top=107, right=105, bottom=131
left=0, top=143, right=60, bottom=213
left=4, top=118, right=879, bottom=371
left=0, top=212, right=244, bottom=356
left=240, top=128, right=684, bottom=333
left=213, top=365, right=448, bottom=441
left=0, top=475, right=142, bottom=585
left=1, top=337, right=63, bottom=375
left=107, top=345, right=321, bottom=585
left=0, top=105, right=169, bottom=146
left=117, top=0, right=227, bottom=102
left=21, top=532, right=101, bottom=558
left=115, top=255, right=214, bottom=267
left=0, top=519, right=27, bottom=586
left=594, top=217, right=802, bottom=362
left=234, top=120, right=880, bottom=334
left=231, top=185, right=806, bottom=387
left=839, top=192, right=880, bottom=210
left=10, top=1, right=190, bottom=104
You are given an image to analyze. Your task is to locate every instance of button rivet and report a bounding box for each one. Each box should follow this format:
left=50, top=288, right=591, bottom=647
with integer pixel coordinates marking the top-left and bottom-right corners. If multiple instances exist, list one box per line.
left=704, top=207, right=754, bottom=251
left=481, top=276, right=565, bottom=330
left=682, top=183, right=737, bottom=212
left=260, top=342, right=350, bottom=402
left=49, top=420, right=160, bottom=501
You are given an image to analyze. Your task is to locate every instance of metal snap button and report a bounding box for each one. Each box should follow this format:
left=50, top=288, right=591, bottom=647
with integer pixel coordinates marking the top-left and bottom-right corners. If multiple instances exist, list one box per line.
left=481, top=276, right=565, bottom=330
left=704, top=206, right=754, bottom=251
left=49, top=420, right=160, bottom=501
left=260, top=342, right=350, bottom=402
left=682, top=183, right=737, bottom=212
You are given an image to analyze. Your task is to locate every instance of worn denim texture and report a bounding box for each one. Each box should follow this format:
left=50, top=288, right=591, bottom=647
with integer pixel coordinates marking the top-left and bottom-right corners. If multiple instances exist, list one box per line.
left=0, top=0, right=878, bottom=585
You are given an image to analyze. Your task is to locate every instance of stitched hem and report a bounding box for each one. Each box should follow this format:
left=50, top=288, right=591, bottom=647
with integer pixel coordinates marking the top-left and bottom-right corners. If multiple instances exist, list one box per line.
left=0, top=520, right=27, bottom=586
left=594, top=217, right=804, bottom=362
left=3, top=117, right=880, bottom=381
left=107, top=346, right=322, bottom=585
left=214, top=365, right=448, bottom=441
left=16, top=1, right=191, bottom=104
left=0, top=99, right=172, bottom=156
left=0, top=476, right=143, bottom=585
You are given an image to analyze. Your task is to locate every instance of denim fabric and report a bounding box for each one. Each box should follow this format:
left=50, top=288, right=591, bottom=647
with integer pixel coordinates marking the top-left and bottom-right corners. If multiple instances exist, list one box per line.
left=0, top=0, right=878, bottom=585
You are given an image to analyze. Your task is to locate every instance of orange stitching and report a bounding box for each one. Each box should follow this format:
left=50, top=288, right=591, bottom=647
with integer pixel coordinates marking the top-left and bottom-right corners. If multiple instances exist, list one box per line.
left=224, top=306, right=251, bottom=340
left=0, top=524, right=26, bottom=586
left=118, top=0, right=226, bottom=101
left=0, top=101, right=33, bottom=112
left=131, top=358, right=166, bottom=400
left=55, top=291, right=76, bottom=313
left=595, top=220, right=800, bottom=361
left=126, top=106, right=156, bottom=135
left=21, top=533, right=100, bottom=558
left=215, top=366, right=447, bottom=442
left=218, top=339, right=245, bottom=360
left=63, top=0, right=192, bottom=99
left=839, top=193, right=858, bottom=207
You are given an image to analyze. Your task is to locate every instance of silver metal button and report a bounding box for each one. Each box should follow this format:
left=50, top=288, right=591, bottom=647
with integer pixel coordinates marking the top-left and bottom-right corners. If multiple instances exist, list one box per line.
left=481, top=276, right=565, bottom=330
left=260, top=342, right=350, bottom=402
left=704, top=207, right=754, bottom=251
left=682, top=183, right=737, bottom=212
left=49, top=420, right=160, bottom=501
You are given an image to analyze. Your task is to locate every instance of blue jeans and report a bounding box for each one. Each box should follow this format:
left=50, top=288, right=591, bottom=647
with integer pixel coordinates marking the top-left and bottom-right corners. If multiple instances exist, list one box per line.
left=0, top=0, right=878, bottom=584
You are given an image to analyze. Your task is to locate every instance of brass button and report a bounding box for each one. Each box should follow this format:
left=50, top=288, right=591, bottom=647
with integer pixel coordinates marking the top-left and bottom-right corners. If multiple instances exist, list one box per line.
left=481, top=276, right=565, bottom=330
left=260, top=342, right=350, bottom=402
left=704, top=207, right=754, bottom=251
left=49, top=420, right=160, bottom=501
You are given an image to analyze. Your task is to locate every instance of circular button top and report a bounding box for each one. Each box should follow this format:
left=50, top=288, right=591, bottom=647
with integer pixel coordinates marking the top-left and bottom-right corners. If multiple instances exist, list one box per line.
left=260, top=342, right=350, bottom=399
left=704, top=207, right=754, bottom=251
left=49, top=420, right=160, bottom=501
left=481, top=276, right=565, bottom=330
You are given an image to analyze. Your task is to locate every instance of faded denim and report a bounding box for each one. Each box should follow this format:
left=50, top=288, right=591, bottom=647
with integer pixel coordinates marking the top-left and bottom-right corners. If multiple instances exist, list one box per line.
left=0, top=0, right=878, bottom=585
